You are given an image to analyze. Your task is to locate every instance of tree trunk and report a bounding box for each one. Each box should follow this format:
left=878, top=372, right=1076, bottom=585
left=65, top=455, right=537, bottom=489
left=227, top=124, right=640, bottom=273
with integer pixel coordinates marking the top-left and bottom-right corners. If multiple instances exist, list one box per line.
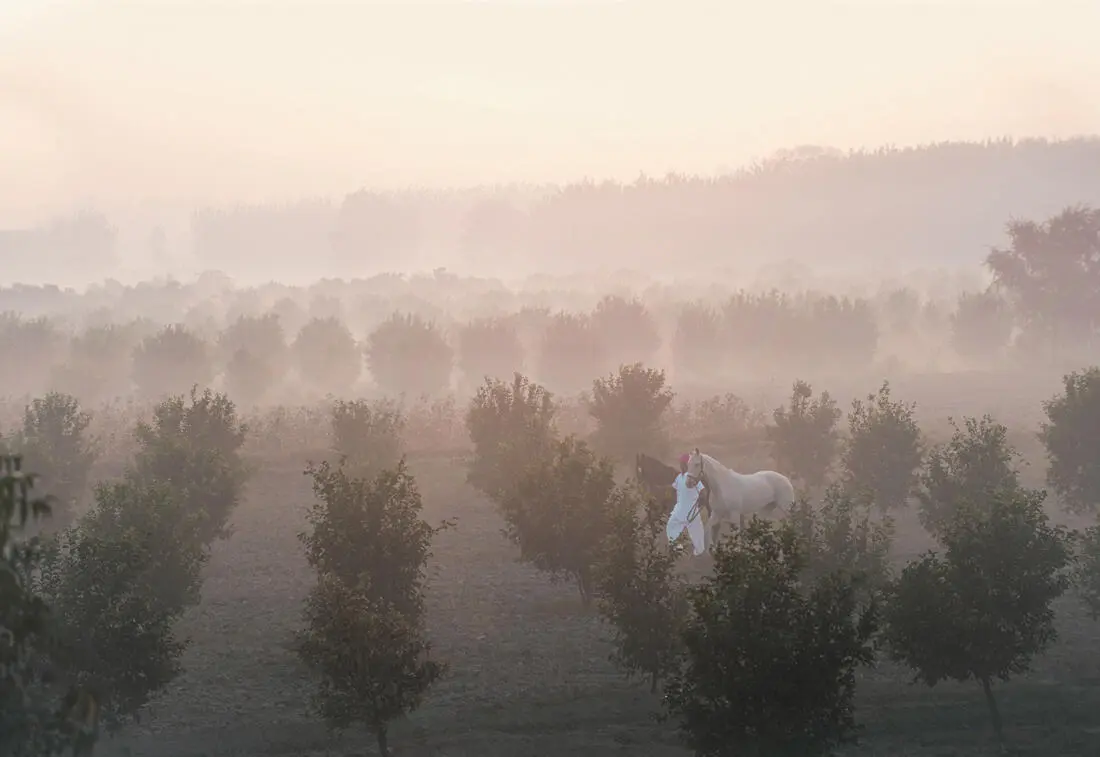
left=980, top=676, right=1005, bottom=747
left=577, top=571, right=593, bottom=607
left=376, top=724, right=390, bottom=757
left=650, top=671, right=658, bottom=694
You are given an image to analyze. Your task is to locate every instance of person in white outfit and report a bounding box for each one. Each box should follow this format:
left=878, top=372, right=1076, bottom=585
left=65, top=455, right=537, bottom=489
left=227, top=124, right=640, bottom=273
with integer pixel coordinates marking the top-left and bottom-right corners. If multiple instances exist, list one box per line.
left=667, top=452, right=708, bottom=556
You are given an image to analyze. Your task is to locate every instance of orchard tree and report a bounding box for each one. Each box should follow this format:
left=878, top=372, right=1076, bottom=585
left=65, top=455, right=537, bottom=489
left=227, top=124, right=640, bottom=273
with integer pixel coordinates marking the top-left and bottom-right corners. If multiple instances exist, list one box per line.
left=456, top=316, right=524, bottom=387
left=986, top=205, right=1100, bottom=356
left=535, top=312, right=608, bottom=395
left=590, top=295, right=661, bottom=368
left=52, top=323, right=138, bottom=403
left=595, top=481, right=688, bottom=693
left=1039, top=367, right=1100, bottom=514
left=664, top=518, right=878, bottom=757
left=330, top=399, right=406, bottom=480
left=365, top=312, right=453, bottom=396
left=292, top=316, right=362, bottom=396
left=0, top=314, right=65, bottom=398
left=131, top=324, right=214, bottom=400
left=37, top=476, right=205, bottom=731
left=786, top=485, right=894, bottom=600
left=499, top=435, right=617, bottom=605
left=917, top=415, right=1022, bottom=539
left=295, top=575, right=445, bottom=757
left=767, top=380, right=842, bottom=491
left=587, top=363, right=674, bottom=461
left=217, top=313, right=289, bottom=402
left=950, top=290, right=1013, bottom=363
left=841, top=381, right=923, bottom=514
left=132, top=386, right=249, bottom=549
left=465, top=373, right=558, bottom=502
left=883, top=487, right=1073, bottom=746
left=12, top=392, right=99, bottom=529
left=1076, top=524, right=1100, bottom=619
left=300, top=459, right=449, bottom=622
left=671, top=302, right=721, bottom=378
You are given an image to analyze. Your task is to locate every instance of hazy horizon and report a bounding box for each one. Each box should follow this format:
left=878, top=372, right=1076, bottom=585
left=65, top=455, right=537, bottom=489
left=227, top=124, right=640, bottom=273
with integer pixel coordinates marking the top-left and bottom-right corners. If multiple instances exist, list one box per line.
left=4, top=0, right=1100, bottom=226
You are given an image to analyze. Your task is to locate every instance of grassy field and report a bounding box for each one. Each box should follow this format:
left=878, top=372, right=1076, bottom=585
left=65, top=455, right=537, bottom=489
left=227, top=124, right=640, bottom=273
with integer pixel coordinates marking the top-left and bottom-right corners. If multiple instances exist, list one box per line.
left=87, top=372, right=1100, bottom=757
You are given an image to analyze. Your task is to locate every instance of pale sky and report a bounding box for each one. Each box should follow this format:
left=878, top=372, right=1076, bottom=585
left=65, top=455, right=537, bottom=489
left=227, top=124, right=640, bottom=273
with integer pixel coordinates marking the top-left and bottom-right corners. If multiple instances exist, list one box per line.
left=2, top=0, right=1100, bottom=224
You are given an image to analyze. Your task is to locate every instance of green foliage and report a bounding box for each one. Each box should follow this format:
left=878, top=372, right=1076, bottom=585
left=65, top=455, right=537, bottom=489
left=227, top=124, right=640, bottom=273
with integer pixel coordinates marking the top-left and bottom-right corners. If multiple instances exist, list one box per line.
left=365, top=312, right=454, bottom=396
left=663, top=518, right=878, bottom=757
left=536, top=312, right=608, bottom=395
left=841, top=381, right=923, bottom=513
left=292, top=316, right=361, bottom=396
left=1039, top=367, right=1100, bottom=514
left=1076, top=524, right=1100, bottom=620
left=131, top=324, right=213, bottom=400
left=36, top=476, right=203, bottom=731
left=767, top=380, right=842, bottom=490
left=457, top=316, right=524, bottom=385
left=587, top=363, right=674, bottom=461
left=595, top=481, right=688, bottom=693
left=590, top=295, right=661, bottom=367
left=882, top=487, right=1073, bottom=743
left=132, top=386, right=249, bottom=548
left=950, top=290, right=1013, bottom=362
left=329, top=399, right=406, bottom=480
left=786, top=485, right=894, bottom=600
left=10, top=392, right=98, bottom=529
left=301, top=459, right=447, bottom=623
left=52, top=323, right=138, bottom=404
left=0, top=314, right=65, bottom=398
left=294, top=575, right=445, bottom=757
left=499, top=436, right=617, bottom=605
left=465, top=373, right=558, bottom=502
left=917, top=415, right=1023, bottom=539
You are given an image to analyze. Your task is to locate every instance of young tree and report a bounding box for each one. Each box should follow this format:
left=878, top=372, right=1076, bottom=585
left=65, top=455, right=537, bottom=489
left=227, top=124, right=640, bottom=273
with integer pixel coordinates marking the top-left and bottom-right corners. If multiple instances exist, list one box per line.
left=131, top=324, right=214, bottom=400
left=465, top=373, right=558, bottom=502
left=330, top=399, right=406, bottom=480
left=590, top=295, right=661, bottom=368
left=364, top=312, right=454, bottom=397
left=917, top=415, right=1022, bottom=539
left=132, top=386, right=250, bottom=548
left=950, top=290, right=1014, bottom=363
left=292, top=316, right=362, bottom=396
left=587, top=363, right=674, bottom=461
left=499, top=435, right=617, bottom=605
left=882, top=487, right=1073, bottom=746
left=786, top=484, right=894, bottom=600
left=767, top=380, right=842, bottom=492
left=296, top=460, right=448, bottom=755
left=1039, top=367, right=1100, bottom=515
left=294, top=575, right=445, bottom=757
left=841, top=381, right=923, bottom=514
left=663, top=518, right=878, bottom=757
left=12, top=392, right=99, bottom=529
left=36, top=476, right=205, bottom=732
left=595, top=481, right=688, bottom=693
left=456, top=316, right=525, bottom=387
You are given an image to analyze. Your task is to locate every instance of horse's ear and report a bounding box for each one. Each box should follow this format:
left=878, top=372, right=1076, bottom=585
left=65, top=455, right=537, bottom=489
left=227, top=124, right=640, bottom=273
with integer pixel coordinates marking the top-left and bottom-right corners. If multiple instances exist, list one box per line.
left=692, top=447, right=700, bottom=455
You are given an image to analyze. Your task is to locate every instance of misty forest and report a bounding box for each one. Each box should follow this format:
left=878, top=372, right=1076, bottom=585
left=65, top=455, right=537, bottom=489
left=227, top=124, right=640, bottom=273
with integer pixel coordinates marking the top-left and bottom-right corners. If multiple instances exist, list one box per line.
left=6, top=140, right=1100, bottom=757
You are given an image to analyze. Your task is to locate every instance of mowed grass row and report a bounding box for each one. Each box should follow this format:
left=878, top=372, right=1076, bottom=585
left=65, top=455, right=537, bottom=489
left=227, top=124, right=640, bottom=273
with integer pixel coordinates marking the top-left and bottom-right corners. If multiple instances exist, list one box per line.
left=96, top=442, right=1100, bottom=757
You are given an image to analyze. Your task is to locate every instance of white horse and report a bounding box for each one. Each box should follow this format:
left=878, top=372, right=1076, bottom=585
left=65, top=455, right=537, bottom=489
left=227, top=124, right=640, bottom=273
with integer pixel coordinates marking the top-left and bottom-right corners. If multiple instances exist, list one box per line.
left=684, top=448, right=796, bottom=549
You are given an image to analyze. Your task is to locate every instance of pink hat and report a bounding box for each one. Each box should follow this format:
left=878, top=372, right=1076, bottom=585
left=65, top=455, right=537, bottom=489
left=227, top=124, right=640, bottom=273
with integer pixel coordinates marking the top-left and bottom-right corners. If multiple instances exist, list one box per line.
left=679, top=453, right=691, bottom=465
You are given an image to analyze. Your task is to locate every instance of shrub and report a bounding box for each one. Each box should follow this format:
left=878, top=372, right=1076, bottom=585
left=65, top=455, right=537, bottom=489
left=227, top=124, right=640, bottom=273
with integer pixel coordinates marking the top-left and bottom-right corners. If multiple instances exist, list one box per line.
left=330, top=399, right=405, bottom=479
left=499, top=435, right=617, bottom=605
left=588, top=363, right=674, bottom=461
left=595, top=481, right=688, bottom=693
left=841, top=381, right=923, bottom=513
left=883, top=487, right=1073, bottom=746
left=292, top=317, right=362, bottom=396
left=767, top=380, right=842, bottom=491
left=364, top=312, right=453, bottom=396
left=465, top=373, right=558, bottom=502
left=917, top=415, right=1022, bottom=539
left=457, top=316, right=524, bottom=386
left=663, top=518, right=878, bottom=757
left=1039, top=367, right=1100, bottom=514
left=131, top=324, right=213, bottom=400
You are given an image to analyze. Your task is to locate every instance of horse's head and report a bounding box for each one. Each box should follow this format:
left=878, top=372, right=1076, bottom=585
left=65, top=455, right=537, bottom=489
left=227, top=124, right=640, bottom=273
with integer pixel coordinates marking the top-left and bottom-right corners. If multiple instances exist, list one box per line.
left=685, top=448, right=705, bottom=486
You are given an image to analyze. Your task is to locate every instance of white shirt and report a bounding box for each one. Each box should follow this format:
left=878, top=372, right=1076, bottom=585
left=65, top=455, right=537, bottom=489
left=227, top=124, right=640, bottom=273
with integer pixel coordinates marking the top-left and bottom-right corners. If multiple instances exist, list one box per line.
left=667, top=472, right=707, bottom=555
